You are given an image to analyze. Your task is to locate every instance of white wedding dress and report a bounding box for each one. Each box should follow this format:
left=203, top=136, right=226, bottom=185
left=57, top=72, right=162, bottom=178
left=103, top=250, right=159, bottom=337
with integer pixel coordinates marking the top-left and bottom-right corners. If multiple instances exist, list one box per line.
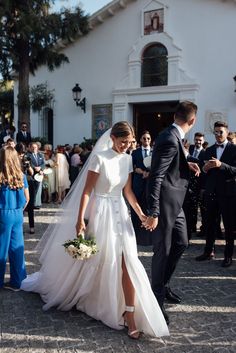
left=21, top=133, right=169, bottom=338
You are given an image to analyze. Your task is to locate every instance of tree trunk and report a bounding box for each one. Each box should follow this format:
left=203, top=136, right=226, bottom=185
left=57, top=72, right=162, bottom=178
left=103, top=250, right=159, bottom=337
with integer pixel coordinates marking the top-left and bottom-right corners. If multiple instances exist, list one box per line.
left=18, top=41, right=30, bottom=130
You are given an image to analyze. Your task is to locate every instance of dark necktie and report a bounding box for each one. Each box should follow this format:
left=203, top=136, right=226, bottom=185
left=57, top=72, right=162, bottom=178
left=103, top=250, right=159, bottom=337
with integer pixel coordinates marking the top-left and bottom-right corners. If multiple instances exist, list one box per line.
left=215, top=144, right=224, bottom=148
left=144, top=149, right=148, bottom=157
left=192, top=149, right=199, bottom=158
left=33, top=153, right=38, bottom=165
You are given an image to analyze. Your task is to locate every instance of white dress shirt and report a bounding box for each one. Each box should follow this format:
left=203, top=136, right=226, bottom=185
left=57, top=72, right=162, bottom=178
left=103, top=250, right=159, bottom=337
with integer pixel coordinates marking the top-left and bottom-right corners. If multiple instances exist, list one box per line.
left=216, top=139, right=228, bottom=160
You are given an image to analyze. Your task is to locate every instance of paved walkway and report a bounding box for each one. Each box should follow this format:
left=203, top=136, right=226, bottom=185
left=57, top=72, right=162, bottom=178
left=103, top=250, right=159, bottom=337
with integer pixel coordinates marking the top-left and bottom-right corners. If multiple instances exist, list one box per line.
left=0, top=204, right=235, bottom=353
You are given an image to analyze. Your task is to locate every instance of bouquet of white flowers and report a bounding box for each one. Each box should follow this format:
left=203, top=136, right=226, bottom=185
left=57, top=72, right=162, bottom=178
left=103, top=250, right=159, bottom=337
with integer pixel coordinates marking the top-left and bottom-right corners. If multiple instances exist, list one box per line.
left=62, top=235, right=98, bottom=260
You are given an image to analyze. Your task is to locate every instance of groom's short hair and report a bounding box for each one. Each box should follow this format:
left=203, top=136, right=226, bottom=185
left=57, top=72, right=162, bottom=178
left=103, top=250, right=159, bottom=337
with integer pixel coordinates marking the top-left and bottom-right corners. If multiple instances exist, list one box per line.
left=175, top=101, right=198, bottom=122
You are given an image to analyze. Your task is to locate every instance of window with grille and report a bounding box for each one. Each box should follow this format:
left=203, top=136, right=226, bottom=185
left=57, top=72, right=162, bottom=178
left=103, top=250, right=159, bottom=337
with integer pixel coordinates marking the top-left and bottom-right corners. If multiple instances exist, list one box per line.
left=141, top=43, right=168, bottom=87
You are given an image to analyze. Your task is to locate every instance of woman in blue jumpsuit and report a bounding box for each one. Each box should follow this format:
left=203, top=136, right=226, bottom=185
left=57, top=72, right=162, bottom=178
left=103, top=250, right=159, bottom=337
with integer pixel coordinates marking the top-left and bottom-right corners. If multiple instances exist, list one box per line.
left=0, top=146, right=29, bottom=290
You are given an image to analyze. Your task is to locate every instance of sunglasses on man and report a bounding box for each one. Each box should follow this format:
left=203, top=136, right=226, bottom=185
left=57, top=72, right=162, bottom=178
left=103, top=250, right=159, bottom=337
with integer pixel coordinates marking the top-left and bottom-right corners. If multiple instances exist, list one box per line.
left=213, top=131, right=224, bottom=136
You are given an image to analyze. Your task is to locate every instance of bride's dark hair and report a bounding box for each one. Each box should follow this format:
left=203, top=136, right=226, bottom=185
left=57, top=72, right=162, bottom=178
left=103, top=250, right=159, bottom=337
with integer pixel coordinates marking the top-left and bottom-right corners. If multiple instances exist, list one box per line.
left=111, top=121, right=134, bottom=138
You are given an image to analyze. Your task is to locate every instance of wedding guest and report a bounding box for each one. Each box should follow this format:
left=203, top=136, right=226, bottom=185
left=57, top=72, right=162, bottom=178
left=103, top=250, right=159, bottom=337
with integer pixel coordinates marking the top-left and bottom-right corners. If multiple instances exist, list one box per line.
left=70, top=146, right=83, bottom=184
left=0, top=125, right=15, bottom=147
left=131, top=131, right=152, bottom=245
left=80, top=143, right=93, bottom=164
left=21, top=122, right=169, bottom=339
left=0, top=146, right=29, bottom=291
left=127, top=138, right=137, bottom=155
left=227, top=132, right=236, bottom=144
left=185, top=132, right=206, bottom=238
left=16, top=122, right=32, bottom=146
left=55, top=145, right=70, bottom=203
left=132, top=131, right=152, bottom=201
left=196, top=121, right=236, bottom=267
left=27, top=142, right=45, bottom=210
left=5, top=138, right=16, bottom=148
left=202, top=141, right=209, bottom=150
left=42, top=153, right=56, bottom=203
left=144, top=101, right=199, bottom=325
left=43, top=144, right=53, bottom=159
left=64, top=144, right=72, bottom=164
left=15, top=143, right=35, bottom=234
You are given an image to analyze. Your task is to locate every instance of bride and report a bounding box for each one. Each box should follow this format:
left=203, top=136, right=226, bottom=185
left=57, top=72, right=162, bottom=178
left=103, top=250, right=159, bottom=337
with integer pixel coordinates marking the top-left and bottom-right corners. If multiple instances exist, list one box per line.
left=21, top=121, right=169, bottom=339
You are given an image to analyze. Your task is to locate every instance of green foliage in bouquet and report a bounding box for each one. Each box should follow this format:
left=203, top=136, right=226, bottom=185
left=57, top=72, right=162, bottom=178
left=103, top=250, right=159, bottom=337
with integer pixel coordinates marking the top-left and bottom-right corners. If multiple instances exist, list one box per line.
left=62, top=235, right=98, bottom=260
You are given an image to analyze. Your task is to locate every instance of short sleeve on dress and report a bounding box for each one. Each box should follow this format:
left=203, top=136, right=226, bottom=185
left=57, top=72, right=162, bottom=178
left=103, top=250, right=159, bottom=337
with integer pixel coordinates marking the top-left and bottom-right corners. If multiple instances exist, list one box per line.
left=128, top=155, right=133, bottom=173
left=88, top=154, right=101, bottom=173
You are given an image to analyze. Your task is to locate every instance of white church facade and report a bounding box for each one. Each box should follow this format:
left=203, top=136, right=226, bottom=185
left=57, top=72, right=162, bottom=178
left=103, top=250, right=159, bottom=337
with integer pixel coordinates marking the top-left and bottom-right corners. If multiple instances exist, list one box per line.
left=14, top=0, right=236, bottom=146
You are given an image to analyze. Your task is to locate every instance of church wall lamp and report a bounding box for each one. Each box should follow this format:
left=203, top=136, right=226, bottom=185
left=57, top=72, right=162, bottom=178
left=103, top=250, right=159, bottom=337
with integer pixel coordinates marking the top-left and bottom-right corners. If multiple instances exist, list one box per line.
left=233, top=76, right=236, bottom=92
left=72, top=83, right=86, bottom=113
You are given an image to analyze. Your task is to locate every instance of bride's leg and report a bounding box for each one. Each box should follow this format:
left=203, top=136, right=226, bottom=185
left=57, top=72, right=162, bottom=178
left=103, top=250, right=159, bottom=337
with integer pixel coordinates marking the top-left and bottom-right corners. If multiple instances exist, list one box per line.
left=122, top=254, right=140, bottom=339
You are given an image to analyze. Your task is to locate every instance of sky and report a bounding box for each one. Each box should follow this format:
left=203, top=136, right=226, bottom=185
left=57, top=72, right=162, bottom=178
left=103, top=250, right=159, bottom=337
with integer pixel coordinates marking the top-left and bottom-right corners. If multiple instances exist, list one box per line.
left=53, top=0, right=111, bottom=15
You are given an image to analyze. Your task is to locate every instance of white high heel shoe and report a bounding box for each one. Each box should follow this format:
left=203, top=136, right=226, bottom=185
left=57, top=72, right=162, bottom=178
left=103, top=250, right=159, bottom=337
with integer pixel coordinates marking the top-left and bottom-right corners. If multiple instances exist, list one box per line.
left=122, top=305, right=140, bottom=339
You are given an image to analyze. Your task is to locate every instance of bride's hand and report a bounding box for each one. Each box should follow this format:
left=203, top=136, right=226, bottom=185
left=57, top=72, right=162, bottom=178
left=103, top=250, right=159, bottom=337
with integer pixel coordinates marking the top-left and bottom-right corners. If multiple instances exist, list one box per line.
left=76, top=219, right=86, bottom=237
left=139, top=213, right=147, bottom=223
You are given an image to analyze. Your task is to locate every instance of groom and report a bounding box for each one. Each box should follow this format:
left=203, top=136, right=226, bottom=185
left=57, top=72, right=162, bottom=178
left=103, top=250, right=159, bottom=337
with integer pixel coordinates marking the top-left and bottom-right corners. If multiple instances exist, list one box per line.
left=144, top=101, right=199, bottom=324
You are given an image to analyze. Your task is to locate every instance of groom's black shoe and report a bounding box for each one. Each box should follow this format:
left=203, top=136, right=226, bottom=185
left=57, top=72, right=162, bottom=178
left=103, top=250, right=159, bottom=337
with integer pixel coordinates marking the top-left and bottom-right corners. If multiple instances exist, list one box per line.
left=165, top=287, right=181, bottom=304
left=161, top=305, right=169, bottom=326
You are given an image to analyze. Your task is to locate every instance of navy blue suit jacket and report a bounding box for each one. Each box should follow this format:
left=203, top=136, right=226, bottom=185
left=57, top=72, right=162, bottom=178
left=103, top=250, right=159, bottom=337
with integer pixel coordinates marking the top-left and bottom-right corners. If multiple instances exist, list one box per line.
left=147, top=125, right=190, bottom=230
left=16, top=131, right=32, bottom=146
left=203, top=142, right=236, bottom=197
left=132, top=147, right=150, bottom=199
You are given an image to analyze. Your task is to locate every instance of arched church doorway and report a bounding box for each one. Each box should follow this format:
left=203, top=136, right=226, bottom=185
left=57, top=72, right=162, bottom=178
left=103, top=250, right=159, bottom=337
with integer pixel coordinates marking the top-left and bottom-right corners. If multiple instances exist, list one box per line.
left=133, top=101, right=179, bottom=141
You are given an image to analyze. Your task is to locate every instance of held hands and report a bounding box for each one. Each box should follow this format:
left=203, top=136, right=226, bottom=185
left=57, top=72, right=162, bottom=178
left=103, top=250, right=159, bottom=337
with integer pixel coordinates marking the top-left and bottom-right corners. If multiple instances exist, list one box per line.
left=142, top=216, right=158, bottom=232
left=135, top=168, right=149, bottom=179
left=139, top=213, right=147, bottom=223
left=142, top=171, right=149, bottom=179
left=203, top=157, right=221, bottom=172
left=188, top=162, right=201, bottom=176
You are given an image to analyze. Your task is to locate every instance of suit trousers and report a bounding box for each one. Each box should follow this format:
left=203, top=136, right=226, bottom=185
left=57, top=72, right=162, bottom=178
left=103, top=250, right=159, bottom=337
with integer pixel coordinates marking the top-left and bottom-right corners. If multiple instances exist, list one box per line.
left=0, top=208, right=26, bottom=288
left=205, top=194, right=235, bottom=258
left=151, top=208, right=188, bottom=306
left=25, top=179, right=35, bottom=228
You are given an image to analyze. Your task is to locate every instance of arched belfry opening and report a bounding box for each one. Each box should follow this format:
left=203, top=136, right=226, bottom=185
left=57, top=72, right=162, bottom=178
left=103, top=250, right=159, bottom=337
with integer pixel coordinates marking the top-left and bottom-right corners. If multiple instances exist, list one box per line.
left=141, top=43, right=168, bottom=87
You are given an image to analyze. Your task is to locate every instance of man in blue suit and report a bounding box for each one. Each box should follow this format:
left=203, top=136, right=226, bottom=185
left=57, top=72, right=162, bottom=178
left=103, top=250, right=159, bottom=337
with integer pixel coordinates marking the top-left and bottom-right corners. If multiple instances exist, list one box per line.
left=131, top=131, right=152, bottom=245
left=16, top=122, right=32, bottom=146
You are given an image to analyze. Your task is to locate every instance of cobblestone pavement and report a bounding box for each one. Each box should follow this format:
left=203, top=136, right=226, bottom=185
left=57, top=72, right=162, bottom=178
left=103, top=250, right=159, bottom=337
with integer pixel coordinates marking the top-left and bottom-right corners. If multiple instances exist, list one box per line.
left=0, top=204, right=235, bottom=353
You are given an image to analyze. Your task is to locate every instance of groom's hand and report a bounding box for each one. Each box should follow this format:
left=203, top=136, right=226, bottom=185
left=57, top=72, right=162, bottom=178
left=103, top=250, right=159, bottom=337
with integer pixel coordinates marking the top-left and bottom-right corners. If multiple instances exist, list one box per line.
left=188, top=162, right=201, bottom=176
left=143, top=216, right=158, bottom=231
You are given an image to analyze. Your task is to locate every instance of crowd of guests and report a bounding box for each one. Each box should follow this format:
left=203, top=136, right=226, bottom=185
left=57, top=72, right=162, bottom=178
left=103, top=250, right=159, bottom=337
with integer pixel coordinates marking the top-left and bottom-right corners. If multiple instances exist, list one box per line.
left=0, top=118, right=235, bottom=297
left=0, top=122, right=94, bottom=232
left=131, top=124, right=236, bottom=268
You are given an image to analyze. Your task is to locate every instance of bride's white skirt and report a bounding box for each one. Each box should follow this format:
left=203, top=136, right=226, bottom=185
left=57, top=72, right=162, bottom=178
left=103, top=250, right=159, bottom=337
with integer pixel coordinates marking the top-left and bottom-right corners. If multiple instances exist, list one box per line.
left=21, top=195, right=169, bottom=337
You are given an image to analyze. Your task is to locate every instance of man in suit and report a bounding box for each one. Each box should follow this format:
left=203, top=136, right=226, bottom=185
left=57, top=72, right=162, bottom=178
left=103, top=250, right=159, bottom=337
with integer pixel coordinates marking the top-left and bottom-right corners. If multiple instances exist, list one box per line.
left=184, top=132, right=206, bottom=239
left=0, top=125, right=15, bottom=146
left=16, top=122, right=32, bottom=146
left=27, top=142, right=45, bottom=209
left=144, top=101, right=199, bottom=324
left=195, top=121, right=236, bottom=267
left=189, top=132, right=205, bottom=159
left=131, top=131, right=152, bottom=245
